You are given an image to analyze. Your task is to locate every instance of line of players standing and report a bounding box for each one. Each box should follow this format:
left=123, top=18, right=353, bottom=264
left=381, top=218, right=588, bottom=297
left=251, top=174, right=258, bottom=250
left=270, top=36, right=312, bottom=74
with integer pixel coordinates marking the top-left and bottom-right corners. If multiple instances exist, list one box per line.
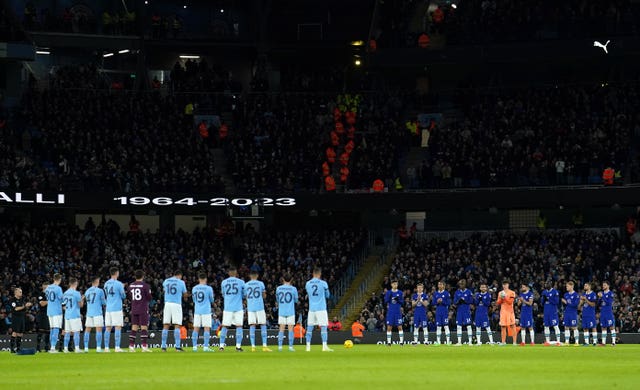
left=384, top=279, right=618, bottom=346
left=11, top=266, right=335, bottom=353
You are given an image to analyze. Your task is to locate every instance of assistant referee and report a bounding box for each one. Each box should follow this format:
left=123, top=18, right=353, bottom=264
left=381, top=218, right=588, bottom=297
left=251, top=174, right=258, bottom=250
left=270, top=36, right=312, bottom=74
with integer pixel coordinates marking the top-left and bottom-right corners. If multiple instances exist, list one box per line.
left=10, top=288, right=32, bottom=353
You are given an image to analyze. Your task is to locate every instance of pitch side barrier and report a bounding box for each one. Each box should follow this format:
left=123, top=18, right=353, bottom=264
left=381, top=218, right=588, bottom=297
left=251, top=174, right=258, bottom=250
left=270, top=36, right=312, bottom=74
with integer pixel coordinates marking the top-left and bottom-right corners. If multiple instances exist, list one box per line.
left=1, top=185, right=640, bottom=211
left=2, top=332, right=639, bottom=350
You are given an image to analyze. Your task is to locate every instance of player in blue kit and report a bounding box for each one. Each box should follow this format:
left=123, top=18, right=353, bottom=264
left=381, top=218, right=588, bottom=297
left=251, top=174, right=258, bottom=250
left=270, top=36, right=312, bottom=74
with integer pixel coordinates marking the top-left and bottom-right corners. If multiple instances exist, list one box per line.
left=276, top=273, right=298, bottom=352
left=411, top=283, right=428, bottom=345
left=162, top=270, right=188, bottom=352
left=432, top=281, right=451, bottom=345
left=245, top=270, right=271, bottom=352
left=191, top=272, right=214, bottom=352
left=305, top=267, right=333, bottom=352
left=104, top=267, right=126, bottom=352
left=562, top=281, right=580, bottom=346
left=580, top=282, right=598, bottom=346
left=45, top=273, right=64, bottom=353
left=474, top=283, right=494, bottom=345
left=62, top=278, right=83, bottom=353
left=518, top=283, right=535, bottom=345
left=598, top=281, right=616, bottom=346
left=83, top=276, right=106, bottom=352
left=541, top=281, right=561, bottom=345
left=453, top=279, right=473, bottom=345
left=220, top=266, right=246, bottom=352
left=384, top=279, right=404, bottom=346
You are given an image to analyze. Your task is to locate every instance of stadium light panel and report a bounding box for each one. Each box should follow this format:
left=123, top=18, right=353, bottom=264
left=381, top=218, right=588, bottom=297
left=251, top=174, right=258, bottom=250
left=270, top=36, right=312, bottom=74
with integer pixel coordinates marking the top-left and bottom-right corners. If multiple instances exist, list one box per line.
left=118, top=49, right=130, bottom=54
left=36, top=50, right=50, bottom=55
left=103, top=52, right=114, bottom=57
left=179, top=55, right=200, bottom=59
left=350, top=40, right=364, bottom=46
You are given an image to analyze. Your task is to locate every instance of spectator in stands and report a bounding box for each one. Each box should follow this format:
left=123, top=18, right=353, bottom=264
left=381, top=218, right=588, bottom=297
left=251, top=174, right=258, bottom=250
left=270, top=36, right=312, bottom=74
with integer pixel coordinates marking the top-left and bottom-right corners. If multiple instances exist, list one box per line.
left=328, top=316, right=343, bottom=331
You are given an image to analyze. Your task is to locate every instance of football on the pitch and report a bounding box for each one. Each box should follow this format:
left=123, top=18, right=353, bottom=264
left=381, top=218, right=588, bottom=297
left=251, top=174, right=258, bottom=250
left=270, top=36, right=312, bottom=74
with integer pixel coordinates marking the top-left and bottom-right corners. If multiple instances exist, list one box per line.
left=344, top=340, right=354, bottom=349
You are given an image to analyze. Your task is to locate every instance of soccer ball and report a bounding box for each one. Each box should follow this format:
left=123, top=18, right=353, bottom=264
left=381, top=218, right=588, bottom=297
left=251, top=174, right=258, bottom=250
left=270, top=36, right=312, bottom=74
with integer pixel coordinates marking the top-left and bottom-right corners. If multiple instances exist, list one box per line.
left=499, top=291, right=506, bottom=298
left=149, top=332, right=155, bottom=338
left=344, top=340, right=354, bottom=349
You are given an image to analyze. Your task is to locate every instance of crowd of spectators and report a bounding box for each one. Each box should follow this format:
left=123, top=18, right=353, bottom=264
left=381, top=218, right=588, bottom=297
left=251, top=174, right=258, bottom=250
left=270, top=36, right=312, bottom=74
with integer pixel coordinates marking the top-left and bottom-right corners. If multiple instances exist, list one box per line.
left=169, top=59, right=242, bottom=93
left=0, top=220, right=365, bottom=334
left=406, top=83, right=640, bottom=188
left=359, top=230, right=640, bottom=333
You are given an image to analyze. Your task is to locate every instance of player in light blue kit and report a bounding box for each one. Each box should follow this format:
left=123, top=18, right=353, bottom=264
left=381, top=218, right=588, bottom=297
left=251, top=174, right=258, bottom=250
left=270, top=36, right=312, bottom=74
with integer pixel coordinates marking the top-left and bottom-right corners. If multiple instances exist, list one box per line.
left=541, top=281, right=560, bottom=345
left=598, top=281, right=616, bottom=346
left=305, top=267, right=332, bottom=352
left=245, top=270, right=271, bottom=352
left=432, top=281, right=451, bottom=345
left=384, top=279, right=404, bottom=346
left=220, top=266, right=246, bottom=352
left=411, top=283, right=428, bottom=345
left=518, top=283, right=534, bottom=345
left=83, top=276, right=106, bottom=352
left=453, top=279, right=473, bottom=345
left=62, top=277, right=83, bottom=353
left=562, top=281, right=580, bottom=346
left=45, top=273, right=64, bottom=353
left=162, top=270, right=187, bottom=352
left=276, top=273, right=299, bottom=352
left=580, top=282, right=598, bottom=346
left=191, top=272, right=214, bottom=352
left=104, top=267, right=126, bottom=352
left=474, top=283, right=494, bottom=345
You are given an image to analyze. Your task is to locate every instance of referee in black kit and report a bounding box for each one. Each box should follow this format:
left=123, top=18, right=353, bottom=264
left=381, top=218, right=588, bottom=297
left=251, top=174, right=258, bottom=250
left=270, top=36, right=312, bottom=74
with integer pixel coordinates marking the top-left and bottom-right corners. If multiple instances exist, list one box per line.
left=10, top=288, right=32, bottom=353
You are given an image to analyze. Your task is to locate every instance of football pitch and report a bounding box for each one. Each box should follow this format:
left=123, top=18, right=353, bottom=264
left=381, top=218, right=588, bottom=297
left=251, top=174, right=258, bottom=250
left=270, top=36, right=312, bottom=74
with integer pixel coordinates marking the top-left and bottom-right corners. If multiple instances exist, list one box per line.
left=3, top=344, right=640, bottom=389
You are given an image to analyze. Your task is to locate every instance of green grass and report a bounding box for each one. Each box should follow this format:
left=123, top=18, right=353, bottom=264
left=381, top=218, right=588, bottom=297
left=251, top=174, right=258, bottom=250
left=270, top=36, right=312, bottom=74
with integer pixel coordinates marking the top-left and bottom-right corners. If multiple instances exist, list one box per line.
left=3, top=344, right=640, bottom=389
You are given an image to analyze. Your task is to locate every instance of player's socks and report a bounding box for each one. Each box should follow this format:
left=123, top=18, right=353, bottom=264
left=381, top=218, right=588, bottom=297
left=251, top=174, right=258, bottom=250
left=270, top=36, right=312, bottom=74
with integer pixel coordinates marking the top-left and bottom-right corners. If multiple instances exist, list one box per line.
left=444, top=327, right=451, bottom=344
left=601, top=330, right=607, bottom=344
left=50, top=328, right=59, bottom=350
left=235, top=327, right=243, bottom=348
left=104, top=329, right=111, bottom=349
left=173, top=328, right=181, bottom=349
left=115, top=329, right=122, bottom=349
left=564, top=329, right=570, bottom=343
left=249, top=325, right=256, bottom=347
left=84, top=331, right=91, bottom=350
left=611, top=330, right=616, bottom=345
left=320, top=326, right=328, bottom=345
left=591, top=331, right=597, bottom=344
left=528, top=329, right=534, bottom=344
left=488, top=330, right=494, bottom=344
left=573, top=329, right=579, bottom=344
left=261, top=325, right=268, bottom=347
left=544, top=326, right=550, bottom=342
left=386, top=331, right=392, bottom=344
left=219, top=327, right=227, bottom=347
left=278, top=331, right=284, bottom=348
left=140, top=330, right=148, bottom=348
left=288, top=330, right=294, bottom=348
left=161, top=329, right=168, bottom=348
left=583, top=330, right=589, bottom=344
left=16, top=336, right=22, bottom=351
left=130, top=330, right=137, bottom=348
left=73, top=333, right=80, bottom=349
left=466, top=327, right=473, bottom=343
left=500, top=327, right=506, bottom=344
left=413, top=328, right=419, bottom=342
left=399, top=331, right=404, bottom=344
left=96, top=330, right=103, bottom=349
left=436, top=328, right=441, bottom=343
left=64, top=332, right=71, bottom=349
left=475, top=329, right=481, bottom=344
left=203, top=330, right=210, bottom=349
left=36, top=333, right=43, bottom=351
left=520, top=329, right=526, bottom=343
left=10, top=336, right=15, bottom=352
left=456, top=325, right=462, bottom=343
left=553, top=326, right=560, bottom=341
left=192, top=330, right=198, bottom=349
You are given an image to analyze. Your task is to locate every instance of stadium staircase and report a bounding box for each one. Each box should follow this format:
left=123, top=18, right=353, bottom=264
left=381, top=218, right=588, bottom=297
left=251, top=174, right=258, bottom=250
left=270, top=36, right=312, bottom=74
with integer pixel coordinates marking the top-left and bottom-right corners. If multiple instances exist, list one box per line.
left=329, top=245, right=394, bottom=324
left=212, top=148, right=236, bottom=194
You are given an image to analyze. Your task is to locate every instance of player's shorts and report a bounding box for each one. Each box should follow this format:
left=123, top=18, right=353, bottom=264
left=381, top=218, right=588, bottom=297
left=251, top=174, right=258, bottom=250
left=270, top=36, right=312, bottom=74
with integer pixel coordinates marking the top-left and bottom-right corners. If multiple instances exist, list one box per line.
left=563, top=312, right=578, bottom=327
left=543, top=311, right=558, bottom=327
left=64, top=318, right=83, bottom=332
left=581, top=316, right=596, bottom=329
left=48, top=315, right=63, bottom=329
left=248, top=310, right=267, bottom=325
left=456, top=311, right=472, bottom=326
left=193, top=314, right=212, bottom=328
left=474, top=316, right=489, bottom=328
left=436, top=311, right=449, bottom=327
left=105, top=310, right=124, bottom=327
left=600, top=313, right=615, bottom=328
left=413, top=314, right=427, bottom=328
left=386, top=312, right=403, bottom=327
left=131, top=312, right=150, bottom=327
left=520, top=315, right=534, bottom=328
left=222, top=310, right=244, bottom=327
left=278, top=315, right=295, bottom=326
left=499, top=312, right=516, bottom=326
left=163, top=303, right=183, bottom=325
left=11, top=316, right=26, bottom=333
left=85, top=315, right=104, bottom=328
left=307, top=310, right=329, bottom=327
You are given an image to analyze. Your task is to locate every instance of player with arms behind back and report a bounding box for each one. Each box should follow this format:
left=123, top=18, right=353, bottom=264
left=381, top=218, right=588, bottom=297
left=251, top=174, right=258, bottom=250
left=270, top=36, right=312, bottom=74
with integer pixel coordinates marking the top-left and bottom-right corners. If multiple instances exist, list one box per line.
left=598, top=281, right=616, bottom=346
left=474, top=283, right=494, bottom=345
left=562, top=281, right=580, bottom=346
left=45, top=273, right=64, bottom=353
left=384, top=279, right=404, bottom=346
left=83, top=276, right=106, bottom=352
left=129, top=270, right=152, bottom=352
left=220, top=266, right=246, bottom=352
left=518, top=283, right=535, bottom=346
left=245, top=270, right=272, bottom=352
left=454, top=279, right=473, bottom=346
left=162, top=270, right=188, bottom=352
left=541, top=281, right=561, bottom=345
left=191, top=272, right=214, bottom=352
left=580, top=282, right=598, bottom=346
left=104, top=267, right=126, bottom=352
left=411, top=283, right=428, bottom=345
left=62, top=278, right=83, bottom=353
left=432, top=281, right=451, bottom=345
left=305, top=267, right=333, bottom=352
left=276, top=273, right=299, bottom=352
